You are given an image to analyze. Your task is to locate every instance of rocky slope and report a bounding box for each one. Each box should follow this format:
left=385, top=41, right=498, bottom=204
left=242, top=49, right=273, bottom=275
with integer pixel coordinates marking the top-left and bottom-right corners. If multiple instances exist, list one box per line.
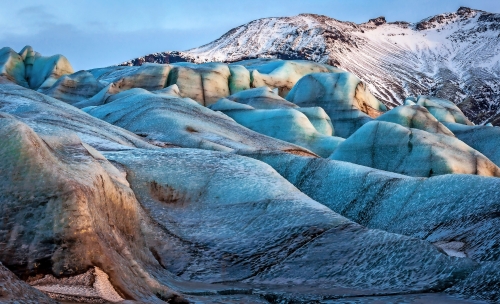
left=122, top=7, right=500, bottom=125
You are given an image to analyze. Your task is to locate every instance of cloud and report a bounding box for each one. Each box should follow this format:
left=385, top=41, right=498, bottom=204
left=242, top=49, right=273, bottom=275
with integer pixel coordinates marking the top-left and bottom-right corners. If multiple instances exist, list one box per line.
left=0, top=5, right=63, bottom=38
left=17, top=5, right=58, bottom=27
left=0, top=24, right=228, bottom=71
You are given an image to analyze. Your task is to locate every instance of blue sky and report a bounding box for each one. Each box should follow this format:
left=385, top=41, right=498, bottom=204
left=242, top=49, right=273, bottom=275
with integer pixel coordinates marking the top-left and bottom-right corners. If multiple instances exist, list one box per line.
left=1, top=0, right=498, bottom=70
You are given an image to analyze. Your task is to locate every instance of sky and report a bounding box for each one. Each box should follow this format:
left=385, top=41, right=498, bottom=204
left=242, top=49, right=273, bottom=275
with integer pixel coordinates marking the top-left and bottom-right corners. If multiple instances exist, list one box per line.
left=1, top=0, right=499, bottom=70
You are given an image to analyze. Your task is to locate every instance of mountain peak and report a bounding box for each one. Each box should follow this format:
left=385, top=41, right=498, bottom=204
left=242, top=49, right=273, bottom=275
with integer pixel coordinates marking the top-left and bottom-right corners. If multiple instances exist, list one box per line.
left=457, top=6, right=478, bottom=16
left=297, top=13, right=327, bottom=18
left=415, top=7, right=481, bottom=31
left=367, top=16, right=386, bottom=26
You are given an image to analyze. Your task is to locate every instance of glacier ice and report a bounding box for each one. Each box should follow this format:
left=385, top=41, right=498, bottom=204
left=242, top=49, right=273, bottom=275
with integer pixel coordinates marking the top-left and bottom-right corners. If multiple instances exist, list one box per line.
left=296, top=106, right=334, bottom=136
left=376, top=104, right=455, bottom=136
left=84, top=88, right=315, bottom=154
left=152, top=83, right=182, bottom=97
left=224, top=86, right=298, bottom=109
left=0, top=45, right=74, bottom=91
left=445, top=122, right=500, bottom=167
left=41, top=70, right=105, bottom=105
left=104, top=148, right=475, bottom=297
left=0, top=114, right=183, bottom=302
left=222, top=108, right=343, bottom=157
left=0, top=47, right=28, bottom=87
left=29, top=53, right=73, bottom=91
left=1, top=49, right=499, bottom=303
left=250, top=151, right=500, bottom=301
left=0, top=262, right=57, bottom=303
left=0, top=113, right=476, bottom=301
left=235, top=59, right=342, bottom=97
left=330, top=120, right=500, bottom=177
left=0, top=79, right=154, bottom=151
left=167, top=62, right=231, bottom=106
left=228, top=64, right=251, bottom=94
left=209, top=97, right=255, bottom=111
left=82, top=63, right=171, bottom=106
left=416, top=95, right=473, bottom=125
left=286, top=72, right=387, bottom=138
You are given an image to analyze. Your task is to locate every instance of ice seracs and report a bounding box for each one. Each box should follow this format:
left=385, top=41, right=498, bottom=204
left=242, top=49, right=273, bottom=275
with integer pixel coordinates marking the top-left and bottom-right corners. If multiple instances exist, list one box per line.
left=104, top=148, right=475, bottom=298
left=166, top=62, right=231, bottom=106
left=221, top=107, right=343, bottom=157
left=0, top=78, right=154, bottom=151
left=224, top=86, right=298, bottom=109
left=210, top=85, right=340, bottom=156
left=415, top=95, right=473, bottom=125
left=41, top=70, right=105, bottom=105
left=235, top=59, right=342, bottom=97
left=2, top=43, right=500, bottom=303
left=330, top=120, right=500, bottom=177
left=376, top=104, right=455, bottom=136
left=0, top=45, right=74, bottom=92
left=445, top=122, right=500, bottom=167
left=286, top=72, right=386, bottom=138
left=83, top=88, right=316, bottom=155
left=0, top=47, right=29, bottom=87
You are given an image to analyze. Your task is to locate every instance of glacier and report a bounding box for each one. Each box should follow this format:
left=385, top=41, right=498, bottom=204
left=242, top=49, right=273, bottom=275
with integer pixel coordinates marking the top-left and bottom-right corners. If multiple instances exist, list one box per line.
left=1, top=40, right=500, bottom=304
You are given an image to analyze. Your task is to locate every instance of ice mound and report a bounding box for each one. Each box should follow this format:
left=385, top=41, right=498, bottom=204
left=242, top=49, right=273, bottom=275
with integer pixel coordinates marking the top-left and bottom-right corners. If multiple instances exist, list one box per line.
left=330, top=120, right=500, bottom=177
left=286, top=72, right=387, bottom=138
left=84, top=88, right=316, bottom=155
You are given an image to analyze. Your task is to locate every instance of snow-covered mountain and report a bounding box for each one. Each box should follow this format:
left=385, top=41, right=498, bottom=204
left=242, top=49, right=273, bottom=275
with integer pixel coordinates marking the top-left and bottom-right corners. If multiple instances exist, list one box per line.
left=122, top=7, right=500, bottom=125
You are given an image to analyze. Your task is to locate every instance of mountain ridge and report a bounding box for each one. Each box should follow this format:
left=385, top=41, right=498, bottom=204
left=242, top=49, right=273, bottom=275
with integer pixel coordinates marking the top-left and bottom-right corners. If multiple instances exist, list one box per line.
left=121, top=7, right=500, bottom=125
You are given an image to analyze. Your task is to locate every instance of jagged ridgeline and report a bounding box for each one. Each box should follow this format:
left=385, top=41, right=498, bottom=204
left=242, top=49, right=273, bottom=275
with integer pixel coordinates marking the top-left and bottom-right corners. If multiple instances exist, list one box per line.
left=1, top=41, right=500, bottom=304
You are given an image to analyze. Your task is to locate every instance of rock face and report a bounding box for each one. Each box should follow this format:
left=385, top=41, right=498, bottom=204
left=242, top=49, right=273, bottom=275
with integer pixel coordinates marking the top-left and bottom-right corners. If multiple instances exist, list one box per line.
left=330, top=120, right=500, bottom=177
left=122, top=7, right=500, bottom=126
left=2, top=46, right=500, bottom=304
